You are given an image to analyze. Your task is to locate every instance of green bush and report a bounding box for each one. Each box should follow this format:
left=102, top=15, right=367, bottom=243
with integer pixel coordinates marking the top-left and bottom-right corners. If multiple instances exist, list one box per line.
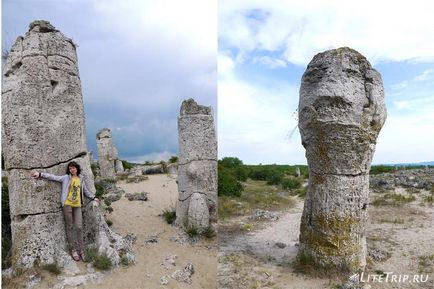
left=185, top=224, right=199, bottom=238
left=266, top=170, right=284, bottom=185
left=94, top=254, right=113, bottom=271
left=169, top=156, right=178, bottom=163
left=370, top=165, right=395, bottom=175
left=106, top=219, right=113, bottom=227
left=90, top=163, right=98, bottom=176
left=162, top=208, right=176, bottom=224
left=203, top=225, right=216, bottom=239
left=85, top=247, right=98, bottom=262
left=120, top=255, right=130, bottom=266
left=85, top=247, right=113, bottom=271
left=281, top=177, right=302, bottom=190
left=219, top=157, right=244, bottom=168
left=121, top=160, right=134, bottom=170
left=218, top=166, right=243, bottom=197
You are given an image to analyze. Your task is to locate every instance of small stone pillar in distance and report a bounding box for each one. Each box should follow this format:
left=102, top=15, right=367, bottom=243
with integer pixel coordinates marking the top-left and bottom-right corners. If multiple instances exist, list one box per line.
left=298, top=47, right=387, bottom=272
left=96, top=128, right=123, bottom=179
left=176, top=99, right=217, bottom=230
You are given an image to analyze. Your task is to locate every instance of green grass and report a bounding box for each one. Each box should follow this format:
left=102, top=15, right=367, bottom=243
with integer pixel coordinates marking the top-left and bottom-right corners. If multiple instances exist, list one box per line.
left=423, top=195, right=434, bottom=205
left=85, top=247, right=98, bottom=262
left=418, top=254, right=434, bottom=273
left=202, top=225, right=216, bottom=239
left=378, top=218, right=405, bottom=224
left=85, top=247, right=113, bottom=270
left=185, top=224, right=199, bottom=238
left=161, top=208, right=176, bottom=224
left=219, top=179, right=296, bottom=219
left=372, top=193, right=416, bottom=207
left=42, top=263, right=61, bottom=275
left=120, top=255, right=130, bottom=266
left=93, top=254, right=113, bottom=271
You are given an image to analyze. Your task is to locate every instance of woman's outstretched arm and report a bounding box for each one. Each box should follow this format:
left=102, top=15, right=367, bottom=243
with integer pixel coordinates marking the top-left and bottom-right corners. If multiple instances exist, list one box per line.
left=31, top=171, right=66, bottom=182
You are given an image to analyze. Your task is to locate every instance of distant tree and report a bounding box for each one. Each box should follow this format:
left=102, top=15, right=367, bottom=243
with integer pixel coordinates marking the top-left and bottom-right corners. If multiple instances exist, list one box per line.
left=266, top=170, right=284, bottom=185
left=169, top=156, right=178, bottom=163
left=219, top=157, right=243, bottom=168
left=218, top=165, right=243, bottom=197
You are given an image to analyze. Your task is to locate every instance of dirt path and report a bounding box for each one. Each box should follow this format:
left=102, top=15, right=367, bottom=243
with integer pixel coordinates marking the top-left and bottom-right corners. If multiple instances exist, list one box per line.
left=218, top=189, right=434, bottom=289
left=34, top=174, right=217, bottom=289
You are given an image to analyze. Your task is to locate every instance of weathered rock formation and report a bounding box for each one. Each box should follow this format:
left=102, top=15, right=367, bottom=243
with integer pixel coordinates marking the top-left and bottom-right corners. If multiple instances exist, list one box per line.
left=96, top=128, right=123, bottom=179
left=176, top=99, right=217, bottom=230
left=298, top=47, right=387, bottom=272
left=1, top=20, right=133, bottom=270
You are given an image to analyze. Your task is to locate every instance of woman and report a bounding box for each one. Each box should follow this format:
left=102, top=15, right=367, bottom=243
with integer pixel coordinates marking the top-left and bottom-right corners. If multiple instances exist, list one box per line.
left=31, top=161, right=98, bottom=262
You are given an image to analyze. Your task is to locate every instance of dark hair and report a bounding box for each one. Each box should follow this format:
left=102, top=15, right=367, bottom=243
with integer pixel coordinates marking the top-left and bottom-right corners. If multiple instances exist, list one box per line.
left=66, top=161, right=81, bottom=175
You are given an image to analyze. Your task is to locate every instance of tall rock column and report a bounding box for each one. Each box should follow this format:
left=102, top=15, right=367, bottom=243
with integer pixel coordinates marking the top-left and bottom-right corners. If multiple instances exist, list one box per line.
left=298, top=47, right=386, bottom=272
left=176, top=99, right=217, bottom=230
left=96, top=128, right=123, bottom=179
left=1, top=20, right=133, bottom=270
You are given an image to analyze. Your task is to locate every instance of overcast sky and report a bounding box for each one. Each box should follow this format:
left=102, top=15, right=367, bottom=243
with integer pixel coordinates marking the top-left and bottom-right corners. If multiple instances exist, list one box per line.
left=2, top=0, right=217, bottom=163
left=218, top=0, right=434, bottom=165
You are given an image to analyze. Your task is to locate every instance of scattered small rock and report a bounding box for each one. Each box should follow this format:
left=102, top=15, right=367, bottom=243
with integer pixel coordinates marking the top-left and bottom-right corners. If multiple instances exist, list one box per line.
left=144, top=233, right=159, bottom=243
left=161, top=254, right=177, bottom=269
left=26, top=274, right=41, bottom=289
left=171, top=263, right=194, bottom=284
left=251, top=209, right=278, bottom=221
left=53, top=273, right=105, bottom=289
left=125, top=192, right=149, bottom=201
left=124, top=233, right=137, bottom=245
left=159, top=275, right=169, bottom=285
left=368, top=249, right=390, bottom=262
left=104, top=190, right=124, bottom=203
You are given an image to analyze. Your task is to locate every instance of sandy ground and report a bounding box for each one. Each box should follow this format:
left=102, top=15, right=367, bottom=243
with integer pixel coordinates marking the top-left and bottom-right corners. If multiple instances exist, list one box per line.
left=29, top=174, right=217, bottom=289
left=218, top=188, right=434, bottom=289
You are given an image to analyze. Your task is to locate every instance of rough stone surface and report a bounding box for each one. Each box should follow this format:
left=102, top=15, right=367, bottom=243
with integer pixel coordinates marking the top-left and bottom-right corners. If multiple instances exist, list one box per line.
left=298, top=47, right=387, bottom=272
left=171, top=263, right=195, bottom=284
left=1, top=20, right=133, bottom=270
left=115, top=160, right=124, bottom=173
left=96, top=128, right=123, bottom=179
left=142, top=164, right=165, bottom=174
left=187, top=193, right=210, bottom=230
left=176, top=99, right=217, bottom=228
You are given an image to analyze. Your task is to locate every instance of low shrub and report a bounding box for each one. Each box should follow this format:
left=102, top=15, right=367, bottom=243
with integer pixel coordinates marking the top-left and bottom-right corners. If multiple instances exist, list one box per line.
left=185, top=225, right=199, bottom=238
left=85, top=247, right=113, bottom=271
left=93, top=254, right=113, bottom=271
left=203, top=225, right=216, bottom=239
left=106, top=219, right=113, bottom=227
left=218, top=166, right=243, bottom=197
left=161, top=208, right=176, bottom=224
left=281, top=177, right=302, bottom=190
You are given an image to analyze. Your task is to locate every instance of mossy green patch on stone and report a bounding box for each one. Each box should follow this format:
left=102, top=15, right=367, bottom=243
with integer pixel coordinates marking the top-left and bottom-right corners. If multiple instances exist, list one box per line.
left=299, top=213, right=362, bottom=272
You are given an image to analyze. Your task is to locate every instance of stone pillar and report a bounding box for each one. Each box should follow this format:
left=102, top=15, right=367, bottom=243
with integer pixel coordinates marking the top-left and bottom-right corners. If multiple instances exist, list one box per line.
left=176, top=99, right=217, bottom=230
left=297, top=47, right=386, bottom=272
left=96, top=128, right=123, bottom=178
left=1, top=20, right=133, bottom=270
